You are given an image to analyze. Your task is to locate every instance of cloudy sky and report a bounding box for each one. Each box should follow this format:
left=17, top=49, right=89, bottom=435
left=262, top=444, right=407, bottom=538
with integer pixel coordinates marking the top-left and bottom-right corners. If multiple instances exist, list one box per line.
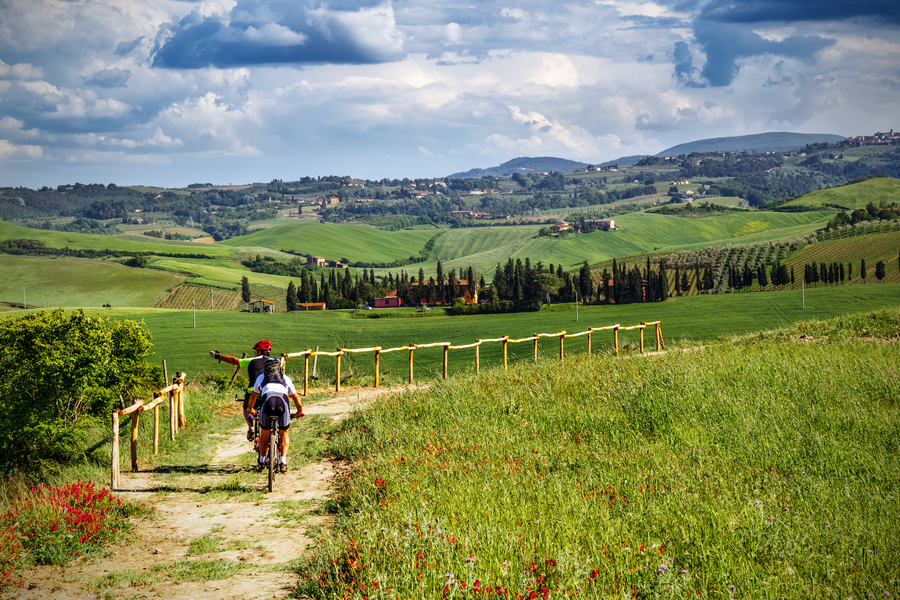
left=0, top=0, right=898, bottom=188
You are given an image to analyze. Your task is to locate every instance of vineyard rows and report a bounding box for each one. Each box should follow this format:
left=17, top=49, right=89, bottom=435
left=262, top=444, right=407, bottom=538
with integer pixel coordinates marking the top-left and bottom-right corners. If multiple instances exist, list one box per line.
left=596, top=224, right=900, bottom=297
left=156, top=285, right=243, bottom=310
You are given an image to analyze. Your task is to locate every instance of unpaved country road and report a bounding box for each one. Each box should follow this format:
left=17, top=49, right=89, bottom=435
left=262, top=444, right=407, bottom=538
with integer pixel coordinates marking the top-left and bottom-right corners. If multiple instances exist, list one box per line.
left=8, top=384, right=423, bottom=600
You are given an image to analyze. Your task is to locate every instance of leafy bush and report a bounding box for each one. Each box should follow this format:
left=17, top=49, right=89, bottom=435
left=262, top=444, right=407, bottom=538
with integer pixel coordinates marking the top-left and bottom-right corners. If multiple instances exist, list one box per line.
left=0, top=309, right=161, bottom=472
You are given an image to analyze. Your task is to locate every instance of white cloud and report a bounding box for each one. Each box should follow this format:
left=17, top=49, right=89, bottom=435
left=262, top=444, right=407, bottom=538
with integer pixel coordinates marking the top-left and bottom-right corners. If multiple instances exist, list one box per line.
left=242, top=23, right=308, bottom=46
left=0, top=60, right=43, bottom=80
left=0, top=140, right=43, bottom=159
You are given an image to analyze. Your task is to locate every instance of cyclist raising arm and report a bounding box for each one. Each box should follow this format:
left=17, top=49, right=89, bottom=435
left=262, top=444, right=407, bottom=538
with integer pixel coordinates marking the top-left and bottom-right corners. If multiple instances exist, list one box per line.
left=249, top=357, right=304, bottom=473
left=210, top=340, right=271, bottom=441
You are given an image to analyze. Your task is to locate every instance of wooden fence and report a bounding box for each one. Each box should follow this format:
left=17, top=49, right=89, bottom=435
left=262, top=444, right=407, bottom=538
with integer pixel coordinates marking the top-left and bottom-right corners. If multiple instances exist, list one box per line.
left=111, top=372, right=186, bottom=490
left=283, top=321, right=663, bottom=395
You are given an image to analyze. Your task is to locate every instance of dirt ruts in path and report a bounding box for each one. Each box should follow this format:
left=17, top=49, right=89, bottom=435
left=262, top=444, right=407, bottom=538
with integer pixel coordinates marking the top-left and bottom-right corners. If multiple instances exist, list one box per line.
left=9, top=384, right=423, bottom=600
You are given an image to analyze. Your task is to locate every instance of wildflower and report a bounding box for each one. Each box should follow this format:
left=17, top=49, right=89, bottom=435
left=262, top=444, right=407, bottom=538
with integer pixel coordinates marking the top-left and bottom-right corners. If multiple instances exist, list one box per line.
left=466, top=557, right=475, bottom=563
left=658, top=564, right=666, bottom=573
left=680, top=570, right=687, bottom=574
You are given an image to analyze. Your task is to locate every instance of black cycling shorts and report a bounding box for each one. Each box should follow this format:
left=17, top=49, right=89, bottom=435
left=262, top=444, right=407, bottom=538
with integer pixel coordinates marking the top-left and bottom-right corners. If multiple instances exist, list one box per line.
left=258, top=394, right=291, bottom=431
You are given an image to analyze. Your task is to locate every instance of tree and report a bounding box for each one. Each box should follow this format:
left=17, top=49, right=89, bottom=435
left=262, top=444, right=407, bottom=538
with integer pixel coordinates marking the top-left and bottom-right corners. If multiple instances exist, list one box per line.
left=286, top=281, right=298, bottom=311
left=300, top=268, right=312, bottom=304
left=861, top=259, right=867, bottom=282
left=578, top=261, right=592, bottom=301
left=0, top=309, right=157, bottom=470
left=875, top=260, right=886, bottom=281
left=241, top=276, right=251, bottom=308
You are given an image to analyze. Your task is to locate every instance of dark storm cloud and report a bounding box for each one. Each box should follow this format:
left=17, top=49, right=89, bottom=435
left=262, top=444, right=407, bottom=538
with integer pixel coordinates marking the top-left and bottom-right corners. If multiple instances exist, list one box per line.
left=151, top=1, right=405, bottom=69
left=700, top=0, right=900, bottom=25
left=693, top=20, right=834, bottom=86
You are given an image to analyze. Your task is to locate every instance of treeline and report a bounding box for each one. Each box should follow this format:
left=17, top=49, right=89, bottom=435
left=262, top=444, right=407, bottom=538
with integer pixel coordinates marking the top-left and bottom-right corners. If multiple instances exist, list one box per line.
left=0, top=238, right=213, bottom=260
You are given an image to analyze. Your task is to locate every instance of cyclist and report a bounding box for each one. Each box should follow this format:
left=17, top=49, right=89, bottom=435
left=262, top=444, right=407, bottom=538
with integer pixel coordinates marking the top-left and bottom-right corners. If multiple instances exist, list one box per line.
left=210, top=340, right=271, bottom=441
left=248, top=356, right=304, bottom=473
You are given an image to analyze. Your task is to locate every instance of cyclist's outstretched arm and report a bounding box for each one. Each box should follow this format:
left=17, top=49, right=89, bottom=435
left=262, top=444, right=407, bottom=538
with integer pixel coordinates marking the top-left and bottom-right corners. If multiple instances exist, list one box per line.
left=210, top=350, right=240, bottom=367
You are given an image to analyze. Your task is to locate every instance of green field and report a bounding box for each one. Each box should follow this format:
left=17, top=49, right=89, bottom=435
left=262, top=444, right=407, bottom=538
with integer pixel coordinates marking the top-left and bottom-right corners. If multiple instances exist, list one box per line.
left=218, top=221, right=436, bottom=263
left=779, top=176, right=900, bottom=210
left=11, top=282, right=892, bottom=383
left=0, top=255, right=183, bottom=308
left=0, top=220, right=238, bottom=258
left=300, top=309, right=900, bottom=599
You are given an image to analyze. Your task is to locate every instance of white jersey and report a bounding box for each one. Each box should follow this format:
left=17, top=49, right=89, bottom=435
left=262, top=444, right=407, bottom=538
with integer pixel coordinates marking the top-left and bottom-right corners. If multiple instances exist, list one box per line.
left=252, top=373, right=297, bottom=397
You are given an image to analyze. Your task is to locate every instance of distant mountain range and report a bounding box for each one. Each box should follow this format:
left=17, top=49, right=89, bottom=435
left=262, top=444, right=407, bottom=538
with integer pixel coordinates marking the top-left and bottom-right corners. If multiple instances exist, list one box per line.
left=448, top=131, right=846, bottom=178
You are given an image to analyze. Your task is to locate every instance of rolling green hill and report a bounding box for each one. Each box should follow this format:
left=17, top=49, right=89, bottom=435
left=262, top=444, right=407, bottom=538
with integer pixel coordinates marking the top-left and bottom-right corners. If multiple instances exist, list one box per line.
left=0, top=255, right=183, bottom=309
left=778, top=176, right=900, bottom=210
left=0, top=220, right=237, bottom=258
left=218, top=221, right=436, bottom=264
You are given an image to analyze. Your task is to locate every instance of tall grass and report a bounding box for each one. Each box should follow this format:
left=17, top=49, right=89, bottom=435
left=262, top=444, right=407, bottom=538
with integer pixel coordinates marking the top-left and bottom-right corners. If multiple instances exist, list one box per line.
left=295, top=309, right=900, bottom=599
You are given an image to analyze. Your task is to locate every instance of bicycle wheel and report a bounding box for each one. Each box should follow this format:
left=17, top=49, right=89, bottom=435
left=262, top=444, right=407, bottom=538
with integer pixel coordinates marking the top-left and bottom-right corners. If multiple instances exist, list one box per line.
left=267, top=434, right=277, bottom=492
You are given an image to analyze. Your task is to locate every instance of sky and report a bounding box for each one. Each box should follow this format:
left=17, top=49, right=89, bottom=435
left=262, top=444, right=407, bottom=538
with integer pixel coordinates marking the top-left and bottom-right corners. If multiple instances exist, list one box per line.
left=0, top=0, right=898, bottom=188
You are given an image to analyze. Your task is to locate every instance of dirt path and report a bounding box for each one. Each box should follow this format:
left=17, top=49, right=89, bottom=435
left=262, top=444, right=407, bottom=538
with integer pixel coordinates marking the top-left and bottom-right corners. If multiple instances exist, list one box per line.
left=9, top=385, right=422, bottom=600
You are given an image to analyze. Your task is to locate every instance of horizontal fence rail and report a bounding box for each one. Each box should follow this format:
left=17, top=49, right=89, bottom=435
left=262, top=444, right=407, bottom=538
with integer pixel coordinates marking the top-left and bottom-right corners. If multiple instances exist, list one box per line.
left=111, top=373, right=186, bottom=491
left=282, top=321, right=663, bottom=395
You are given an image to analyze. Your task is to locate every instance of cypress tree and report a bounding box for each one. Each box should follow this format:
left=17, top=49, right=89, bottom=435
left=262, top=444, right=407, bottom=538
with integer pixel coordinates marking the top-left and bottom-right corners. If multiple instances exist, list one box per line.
left=241, top=276, right=251, bottom=307
left=861, top=258, right=867, bottom=281
left=286, top=281, right=297, bottom=311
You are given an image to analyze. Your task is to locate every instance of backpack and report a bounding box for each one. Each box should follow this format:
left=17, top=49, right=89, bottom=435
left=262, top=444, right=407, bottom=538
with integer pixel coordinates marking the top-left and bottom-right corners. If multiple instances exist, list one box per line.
left=261, top=357, right=286, bottom=388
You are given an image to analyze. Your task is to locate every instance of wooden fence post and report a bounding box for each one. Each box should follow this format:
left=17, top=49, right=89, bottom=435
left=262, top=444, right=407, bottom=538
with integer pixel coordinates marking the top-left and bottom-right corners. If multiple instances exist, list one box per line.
left=169, top=384, right=176, bottom=440
left=153, top=392, right=160, bottom=454
left=475, top=342, right=480, bottom=374
left=130, top=410, right=140, bottom=472
left=442, top=345, right=448, bottom=379
left=408, top=345, right=415, bottom=384
left=111, top=412, right=119, bottom=490
left=335, top=351, right=342, bottom=393
left=587, top=330, right=592, bottom=355
left=614, top=326, right=619, bottom=357
left=559, top=332, right=565, bottom=359
left=303, top=353, right=310, bottom=396
left=374, top=348, right=381, bottom=388
left=502, top=336, right=508, bottom=369
left=533, top=335, right=538, bottom=362
left=639, top=324, right=645, bottom=353
left=176, top=373, right=186, bottom=428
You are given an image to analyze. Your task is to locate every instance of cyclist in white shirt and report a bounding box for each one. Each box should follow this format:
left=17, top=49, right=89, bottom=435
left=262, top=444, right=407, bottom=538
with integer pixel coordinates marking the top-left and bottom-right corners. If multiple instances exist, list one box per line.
left=248, top=357, right=304, bottom=473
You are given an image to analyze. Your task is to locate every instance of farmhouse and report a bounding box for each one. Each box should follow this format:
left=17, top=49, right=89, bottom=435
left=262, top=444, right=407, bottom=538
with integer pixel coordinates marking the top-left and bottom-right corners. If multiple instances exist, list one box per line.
left=373, top=297, right=402, bottom=308
left=551, top=222, right=573, bottom=234
left=585, top=219, right=617, bottom=231
left=307, top=256, right=326, bottom=266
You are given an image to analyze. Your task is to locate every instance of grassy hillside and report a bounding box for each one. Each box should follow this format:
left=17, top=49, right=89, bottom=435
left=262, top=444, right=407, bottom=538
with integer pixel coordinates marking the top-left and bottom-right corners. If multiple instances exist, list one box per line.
left=785, top=229, right=900, bottom=283
left=19, top=282, right=895, bottom=381
left=299, top=308, right=900, bottom=599
left=0, top=255, right=183, bottom=308
left=218, top=221, right=436, bottom=264
left=0, top=220, right=237, bottom=258
left=778, top=176, right=900, bottom=210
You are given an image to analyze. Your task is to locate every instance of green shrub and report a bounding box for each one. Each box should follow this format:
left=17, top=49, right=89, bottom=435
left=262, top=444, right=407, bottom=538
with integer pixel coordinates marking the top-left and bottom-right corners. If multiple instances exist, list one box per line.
left=0, top=309, right=160, bottom=472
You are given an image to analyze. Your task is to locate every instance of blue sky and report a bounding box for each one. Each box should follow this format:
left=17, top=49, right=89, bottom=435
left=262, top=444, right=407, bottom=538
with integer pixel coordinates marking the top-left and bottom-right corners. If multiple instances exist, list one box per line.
left=0, top=0, right=898, bottom=188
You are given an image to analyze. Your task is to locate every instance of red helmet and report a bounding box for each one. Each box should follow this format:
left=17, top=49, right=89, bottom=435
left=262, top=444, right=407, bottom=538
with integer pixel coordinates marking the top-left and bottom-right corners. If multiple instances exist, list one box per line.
left=253, top=340, right=272, bottom=352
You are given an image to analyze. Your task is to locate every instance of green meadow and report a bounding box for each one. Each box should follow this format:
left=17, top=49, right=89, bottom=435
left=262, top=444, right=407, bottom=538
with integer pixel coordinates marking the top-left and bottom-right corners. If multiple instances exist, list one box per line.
left=0, top=220, right=238, bottom=258
left=0, top=255, right=183, bottom=308
left=298, top=308, right=900, bottom=599
left=778, top=176, right=900, bottom=210
left=24, top=282, right=895, bottom=384
left=218, top=221, right=436, bottom=263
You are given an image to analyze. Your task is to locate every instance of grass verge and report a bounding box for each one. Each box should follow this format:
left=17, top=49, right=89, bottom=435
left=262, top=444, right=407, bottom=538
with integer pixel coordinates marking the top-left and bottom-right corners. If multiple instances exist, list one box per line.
left=293, top=308, right=900, bottom=599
